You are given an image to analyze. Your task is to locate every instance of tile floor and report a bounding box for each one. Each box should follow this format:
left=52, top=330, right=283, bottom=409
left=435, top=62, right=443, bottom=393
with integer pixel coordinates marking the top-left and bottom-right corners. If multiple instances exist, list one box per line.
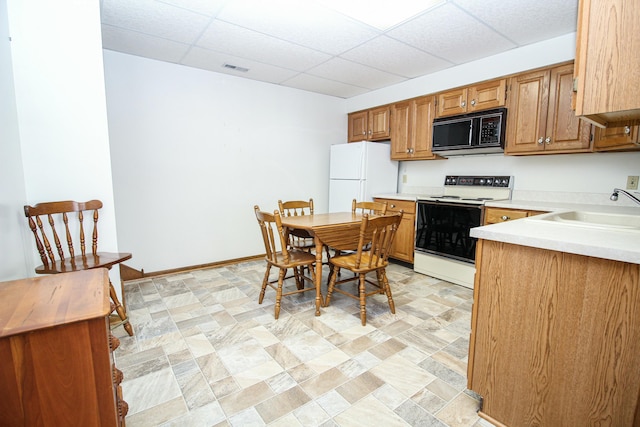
left=113, top=260, right=488, bottom=427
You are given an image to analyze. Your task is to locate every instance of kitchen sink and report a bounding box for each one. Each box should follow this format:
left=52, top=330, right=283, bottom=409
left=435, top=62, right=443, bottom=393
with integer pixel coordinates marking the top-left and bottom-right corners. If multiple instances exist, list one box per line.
left=526, top=210, right=640, bottom=231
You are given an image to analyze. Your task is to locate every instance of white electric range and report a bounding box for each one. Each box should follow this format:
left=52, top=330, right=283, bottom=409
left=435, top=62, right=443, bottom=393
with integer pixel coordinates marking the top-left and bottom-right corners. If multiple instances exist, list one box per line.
left=414, top=175, right=513, bottom=288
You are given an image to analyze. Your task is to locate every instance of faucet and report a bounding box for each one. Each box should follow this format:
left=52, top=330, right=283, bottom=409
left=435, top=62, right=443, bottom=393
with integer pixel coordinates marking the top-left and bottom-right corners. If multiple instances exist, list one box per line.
left=610, top=188, right=640, bottom=206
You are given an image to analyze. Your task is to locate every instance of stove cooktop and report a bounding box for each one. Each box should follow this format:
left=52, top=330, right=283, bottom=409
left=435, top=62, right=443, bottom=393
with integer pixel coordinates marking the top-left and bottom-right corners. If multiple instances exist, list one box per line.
left=417, top=175, right=513, bottom=205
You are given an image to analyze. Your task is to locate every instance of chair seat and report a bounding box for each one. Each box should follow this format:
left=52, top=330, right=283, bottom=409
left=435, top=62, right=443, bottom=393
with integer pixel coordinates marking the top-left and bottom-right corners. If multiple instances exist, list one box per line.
left=268, top=249, right=316, bottom=268
left=35, top=252, right=132, bottom=274
left=329, top=252, right=386, bottom=273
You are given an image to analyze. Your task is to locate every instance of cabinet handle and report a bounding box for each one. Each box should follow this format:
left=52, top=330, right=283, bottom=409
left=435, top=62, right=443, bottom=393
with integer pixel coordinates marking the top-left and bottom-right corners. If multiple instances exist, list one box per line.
left=537, top=137, right=544, bottom=144
left=390, top=204, right=396, bottom=208
left=461, top=100, right=466, bottom=107
left=501, top=215, right=510, bottom=221
left=625, top=126, right=631, bottom=135
left=470, top=99, right=476, bottom=106
left=545, top=137, right=551, bottom=144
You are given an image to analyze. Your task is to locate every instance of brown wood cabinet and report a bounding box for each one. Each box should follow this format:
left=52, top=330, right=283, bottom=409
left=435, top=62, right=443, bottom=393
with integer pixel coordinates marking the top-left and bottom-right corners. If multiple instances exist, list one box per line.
left=574, top=0, right=640, bottom=127
left=483, top=207, right=547, bottom=225
left=374, top=197, right=415, bottom=263
left=348, top=105, right=391, bottom=142
left=435, top=79, right=506, bottom=117
left=0, top=269, right=127, bottom=427
left=390, top=96, right=440, bottom=160
left=593, top=123, right=640, bottom=152
left=468, top=240, right=640, bottom=427
left=505, top=63, right=592, bottom=155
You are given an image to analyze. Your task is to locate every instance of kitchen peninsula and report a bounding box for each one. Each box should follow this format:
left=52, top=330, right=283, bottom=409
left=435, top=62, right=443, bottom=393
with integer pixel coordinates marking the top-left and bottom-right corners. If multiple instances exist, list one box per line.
left=467, top=203, right=640, bottom=426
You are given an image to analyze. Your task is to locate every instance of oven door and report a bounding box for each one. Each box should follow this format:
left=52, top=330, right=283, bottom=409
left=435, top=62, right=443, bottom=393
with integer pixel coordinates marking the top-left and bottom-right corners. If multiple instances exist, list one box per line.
left=415, top=201, right=483, bottom=263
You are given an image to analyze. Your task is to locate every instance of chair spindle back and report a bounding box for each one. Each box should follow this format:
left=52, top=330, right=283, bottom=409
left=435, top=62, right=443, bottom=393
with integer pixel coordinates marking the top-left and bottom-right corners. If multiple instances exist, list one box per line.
left=24, top=200, right=103, bottom=268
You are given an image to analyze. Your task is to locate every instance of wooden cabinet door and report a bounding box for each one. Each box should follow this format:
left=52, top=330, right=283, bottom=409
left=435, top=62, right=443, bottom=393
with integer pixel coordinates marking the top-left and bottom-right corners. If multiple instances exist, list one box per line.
left=369, top=106, right=391, bottom=140
left=390, top=101, right=411, bottom=160
left=594, top=124, right=640, bottom=151
left=348, top=111, right=368, bottom=142
left=412, top=96, right=437, bottom=159
left=574, top=0, right=640, bottom=125
left=544, top=64, right=592, bottom=152
left=468, top=79, right=506, bottom=112
left=436, top=88, right=467, bottom=117
left=375, top=198, right=415, bottom=263
left=505, top=69, right=550, bottom=154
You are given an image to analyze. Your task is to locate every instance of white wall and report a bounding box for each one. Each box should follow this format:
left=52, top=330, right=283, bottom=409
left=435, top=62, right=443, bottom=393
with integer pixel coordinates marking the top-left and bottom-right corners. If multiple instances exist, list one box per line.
left=2, top=0, right=124, bottom=293
left=104, top=51, right=345, bottom=273
left=346, top=32, right=640, bottom=200
left=0, top=0, right=29, bottom=280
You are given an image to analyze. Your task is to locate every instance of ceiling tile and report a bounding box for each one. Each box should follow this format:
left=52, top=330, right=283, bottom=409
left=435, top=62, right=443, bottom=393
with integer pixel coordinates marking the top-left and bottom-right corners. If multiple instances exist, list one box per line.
left=216, top=0, right=380, bottom=54
left=307, top=57, right=407, bottom=90
left=181, top=47, right=299, bottom=84
left=282, top=73, right=370, bottom=98
left=155, top=0, right=229, bottom=16
left=197, top=20, right=332, bottom=71
left=340, top=35, right=453, bottom=78
left=102, top=25, right=190, bottom=63
left=101, top=0, right=211, bottom=44
left=387, top=3, right=516, bottom=64
left=451, top=0, right=578, bottom=45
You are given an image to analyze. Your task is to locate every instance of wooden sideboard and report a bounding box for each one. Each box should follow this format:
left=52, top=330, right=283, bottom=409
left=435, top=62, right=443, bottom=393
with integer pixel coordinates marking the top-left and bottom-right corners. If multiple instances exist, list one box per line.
left=0, top=269, right=127, bottom=426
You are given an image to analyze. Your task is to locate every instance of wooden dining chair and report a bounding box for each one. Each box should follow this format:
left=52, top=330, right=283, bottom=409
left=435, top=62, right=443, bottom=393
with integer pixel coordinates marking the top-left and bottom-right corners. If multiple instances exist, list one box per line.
left=352, top=199, right=388, bottom=215
left=23, top=200, right=134, bottom=336
left=254, top=205, right=318, bottom=319
left=277, top=199, right=315, bottom=252
left=320, top=211, right=403, bottom=326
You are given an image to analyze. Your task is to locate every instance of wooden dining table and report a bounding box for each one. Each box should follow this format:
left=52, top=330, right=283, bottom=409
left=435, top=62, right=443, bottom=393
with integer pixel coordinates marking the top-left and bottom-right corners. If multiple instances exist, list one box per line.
left=280, top=212, right=365, bottom=316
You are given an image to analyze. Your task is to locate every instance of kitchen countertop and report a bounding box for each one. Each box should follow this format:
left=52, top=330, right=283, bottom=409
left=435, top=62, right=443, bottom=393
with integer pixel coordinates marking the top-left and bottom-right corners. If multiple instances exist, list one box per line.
left=374, top=192, right=640, bottom=265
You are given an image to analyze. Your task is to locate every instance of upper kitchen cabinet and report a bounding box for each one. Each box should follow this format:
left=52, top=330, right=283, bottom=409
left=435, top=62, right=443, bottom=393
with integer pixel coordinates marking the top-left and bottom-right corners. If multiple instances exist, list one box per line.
left=573, top=0, right=640, bottom=127
left=593, top=123, right=640, bottom=152
left=347, top=106, right=391, bottom=142
left=435, top=79, right=506, bottom=118
left=505, top=63, right=592, bottom=155
left=390, top=96, right=441, bottom=160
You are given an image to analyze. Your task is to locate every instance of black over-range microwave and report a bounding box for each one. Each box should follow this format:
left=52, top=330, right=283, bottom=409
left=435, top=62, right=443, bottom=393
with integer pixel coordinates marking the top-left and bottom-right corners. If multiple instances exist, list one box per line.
left=431, top=108, right=507, bottom=157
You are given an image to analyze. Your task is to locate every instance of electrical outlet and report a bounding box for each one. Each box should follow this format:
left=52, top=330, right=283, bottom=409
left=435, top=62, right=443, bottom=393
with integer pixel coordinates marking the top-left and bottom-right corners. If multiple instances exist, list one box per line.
left=402, top=174, right=407, bottom=183
left=627, top=175, right=639, bottom=190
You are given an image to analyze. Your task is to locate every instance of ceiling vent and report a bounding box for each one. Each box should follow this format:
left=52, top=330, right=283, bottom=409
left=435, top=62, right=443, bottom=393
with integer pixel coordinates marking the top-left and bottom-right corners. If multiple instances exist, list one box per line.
left=222, top=63, right=249, bottom=73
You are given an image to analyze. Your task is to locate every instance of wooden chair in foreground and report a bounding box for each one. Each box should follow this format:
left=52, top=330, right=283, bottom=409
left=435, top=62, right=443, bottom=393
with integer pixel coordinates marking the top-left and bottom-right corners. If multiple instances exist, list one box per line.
left=254, top=206, right=318, bottom=319
left=23, top=200, right=134, bottom=336
left=320, top=211, right=403, bottom=326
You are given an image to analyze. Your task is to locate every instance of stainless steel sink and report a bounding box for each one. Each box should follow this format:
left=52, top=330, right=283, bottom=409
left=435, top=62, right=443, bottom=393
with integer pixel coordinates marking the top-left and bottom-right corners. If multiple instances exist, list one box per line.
left=526, top=210, right=640, bottom=231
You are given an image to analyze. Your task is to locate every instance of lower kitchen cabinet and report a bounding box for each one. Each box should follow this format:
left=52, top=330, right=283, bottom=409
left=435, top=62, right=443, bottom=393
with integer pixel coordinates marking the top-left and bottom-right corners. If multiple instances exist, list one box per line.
left=0, top=269, right=127, bottom=427
left=483, top=207, right=547, bottom=225
left=374, top=197, right=415, bottom=263
left=468, top=240, right=640, bottom=426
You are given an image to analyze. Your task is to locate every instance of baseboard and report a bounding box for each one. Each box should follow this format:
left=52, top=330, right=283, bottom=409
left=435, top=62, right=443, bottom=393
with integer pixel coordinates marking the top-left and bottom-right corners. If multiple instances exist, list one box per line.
left=121, top=255, right=264, bottom=281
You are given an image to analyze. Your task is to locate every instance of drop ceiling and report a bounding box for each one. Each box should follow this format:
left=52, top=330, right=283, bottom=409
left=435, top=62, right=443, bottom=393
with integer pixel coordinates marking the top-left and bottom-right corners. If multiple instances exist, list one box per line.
left=100, top=0, right=578, bottom=99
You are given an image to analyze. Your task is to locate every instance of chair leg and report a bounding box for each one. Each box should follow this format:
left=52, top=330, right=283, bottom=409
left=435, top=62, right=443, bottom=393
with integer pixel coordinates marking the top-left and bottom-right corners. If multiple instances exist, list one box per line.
left=109, top=280, right=134, bottom=336
left=358, top=274, right=368, bottom=326
left=259, top=264, right=271, bottom=304
left=274, top=268, right=286, bottom=319
left=293, top=267, right=303, bottom=290
left=380, top=269, right=396, bottom=314
left=324, top=267, right=339, bottom=307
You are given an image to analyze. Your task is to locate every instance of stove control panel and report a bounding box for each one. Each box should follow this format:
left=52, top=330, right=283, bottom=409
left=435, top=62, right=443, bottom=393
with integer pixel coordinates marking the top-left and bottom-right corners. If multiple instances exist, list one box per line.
left=444, top=175, right=512, bottom=187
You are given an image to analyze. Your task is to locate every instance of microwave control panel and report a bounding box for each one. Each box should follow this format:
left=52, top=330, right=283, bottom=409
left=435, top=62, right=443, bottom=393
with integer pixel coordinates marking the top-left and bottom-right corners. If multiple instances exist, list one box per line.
left=479, top=115, right=502, bottom=145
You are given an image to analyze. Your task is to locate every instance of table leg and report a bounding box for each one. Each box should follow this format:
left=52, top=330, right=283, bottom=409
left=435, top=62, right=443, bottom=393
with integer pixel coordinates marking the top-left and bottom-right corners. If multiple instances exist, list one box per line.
left=314, top=237, right=323, bottom=316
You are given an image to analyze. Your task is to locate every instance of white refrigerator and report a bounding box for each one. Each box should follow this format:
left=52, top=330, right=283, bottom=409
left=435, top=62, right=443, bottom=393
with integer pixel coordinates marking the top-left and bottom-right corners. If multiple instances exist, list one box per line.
left=329, top=141, right=399, bottom=212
